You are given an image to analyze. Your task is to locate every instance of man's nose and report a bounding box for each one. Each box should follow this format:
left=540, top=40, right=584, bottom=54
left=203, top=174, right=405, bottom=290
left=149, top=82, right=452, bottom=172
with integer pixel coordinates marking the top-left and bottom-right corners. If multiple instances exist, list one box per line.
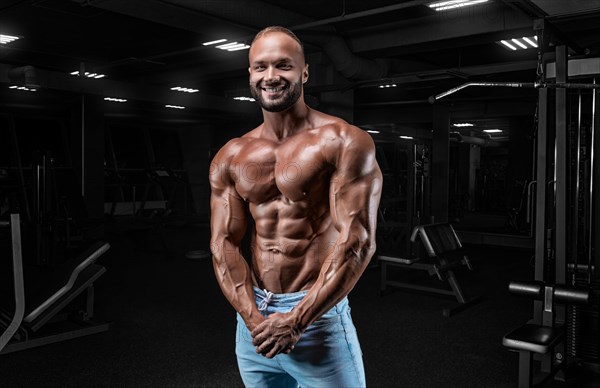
left=265, top=67, right=280, bottom=82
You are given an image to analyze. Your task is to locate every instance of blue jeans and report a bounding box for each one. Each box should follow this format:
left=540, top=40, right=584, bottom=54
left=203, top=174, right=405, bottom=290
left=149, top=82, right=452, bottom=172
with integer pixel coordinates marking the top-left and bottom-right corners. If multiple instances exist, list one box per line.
left=235, top=287, right=366, bottom=388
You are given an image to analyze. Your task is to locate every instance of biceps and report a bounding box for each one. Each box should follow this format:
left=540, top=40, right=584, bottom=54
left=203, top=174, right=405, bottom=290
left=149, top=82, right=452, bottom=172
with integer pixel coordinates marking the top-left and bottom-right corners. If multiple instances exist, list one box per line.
left=330, top=175, right=381, bottom=236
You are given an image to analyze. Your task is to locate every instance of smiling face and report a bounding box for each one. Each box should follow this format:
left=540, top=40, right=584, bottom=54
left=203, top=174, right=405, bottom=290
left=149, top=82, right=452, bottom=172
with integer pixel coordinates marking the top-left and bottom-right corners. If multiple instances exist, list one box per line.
left=248, top=31, right=309, bottom=113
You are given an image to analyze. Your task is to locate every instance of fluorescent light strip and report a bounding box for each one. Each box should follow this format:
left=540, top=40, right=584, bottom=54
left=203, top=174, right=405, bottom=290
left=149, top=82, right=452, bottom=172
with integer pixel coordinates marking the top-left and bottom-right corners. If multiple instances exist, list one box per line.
left=0, top=34, right=19, bottom=44
left=70, top=70, right=106, bottom=78
left=171, top=86, right=199, bottom=93
left=511, top=38, right=527, bottom=50
left=484, top=129, right=502, bottom=133
left=366, top=130, right=380, bottom=134
left=399, top=135, right=414, bottom=139
left=429, top=0, right=488, bottom=11
left=453, top=123, right=473, bottom=127
left=429, top=0, right=467, bottom=8
left=378, top=84, right=397, bottom=88
left=227, top=45, right=250, bottom=51
left=233, top=96, right=255, bottom=102
left=216, top=42, right=240, bottom=49
left=203, top=39, right=227, bottom=46
left=165, top=104, right=185, bottom=109
left=9, top=85, right=36, bottom=92
left=104, top=97, right=127, bottom=102
left=498, top=36, right=538, bottom=51
left=500, top=40, right=517, bottom=51
left=522, top=37, right=538, bottom=48
left=221, top=43, right=246, bottom=50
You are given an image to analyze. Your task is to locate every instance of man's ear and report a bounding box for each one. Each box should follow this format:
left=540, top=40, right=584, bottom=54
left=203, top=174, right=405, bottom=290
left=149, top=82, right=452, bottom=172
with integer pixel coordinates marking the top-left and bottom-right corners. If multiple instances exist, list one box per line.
left=303, top=64, right=309, bottom=84
left=248, top=67, right=251, bottom=74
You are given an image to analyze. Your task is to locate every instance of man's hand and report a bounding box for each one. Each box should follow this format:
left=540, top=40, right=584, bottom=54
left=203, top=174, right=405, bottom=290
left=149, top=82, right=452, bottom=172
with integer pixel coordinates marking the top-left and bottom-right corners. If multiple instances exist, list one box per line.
left=251, top=312, right=302, bottom=358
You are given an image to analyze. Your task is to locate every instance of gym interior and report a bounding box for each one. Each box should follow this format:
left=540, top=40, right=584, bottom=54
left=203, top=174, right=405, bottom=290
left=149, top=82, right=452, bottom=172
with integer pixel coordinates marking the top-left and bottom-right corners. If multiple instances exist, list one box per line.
left=1, top=1, right=600, bottom=387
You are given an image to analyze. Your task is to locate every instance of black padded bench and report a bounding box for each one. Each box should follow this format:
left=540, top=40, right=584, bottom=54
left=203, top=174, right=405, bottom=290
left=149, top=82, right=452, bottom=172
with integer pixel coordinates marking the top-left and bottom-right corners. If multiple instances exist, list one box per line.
left=379, top=222, right=480, bottom=317
left=502, top=280, right=590, bottom=388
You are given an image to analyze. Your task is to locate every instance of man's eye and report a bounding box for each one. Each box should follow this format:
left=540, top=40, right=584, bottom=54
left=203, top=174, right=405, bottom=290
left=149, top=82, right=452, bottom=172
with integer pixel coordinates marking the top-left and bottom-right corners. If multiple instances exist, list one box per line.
left=255, top=66, right=265, bottom=71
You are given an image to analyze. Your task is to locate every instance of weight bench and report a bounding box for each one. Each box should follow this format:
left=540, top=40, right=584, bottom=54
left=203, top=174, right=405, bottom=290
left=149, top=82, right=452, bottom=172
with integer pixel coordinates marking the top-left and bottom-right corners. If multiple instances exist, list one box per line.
left=0, top=214, right=111, bottom=354
left=502, top=281, right=590, bottom=388
left=379, top=222, right=480, bottom=317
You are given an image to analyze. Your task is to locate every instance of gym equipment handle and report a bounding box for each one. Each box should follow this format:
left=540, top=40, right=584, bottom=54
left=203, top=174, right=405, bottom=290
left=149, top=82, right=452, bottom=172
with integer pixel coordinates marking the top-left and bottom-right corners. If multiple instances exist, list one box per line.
left=508, top=280, right=544, bottom=299
left=508, top=280, right=590, bottom=305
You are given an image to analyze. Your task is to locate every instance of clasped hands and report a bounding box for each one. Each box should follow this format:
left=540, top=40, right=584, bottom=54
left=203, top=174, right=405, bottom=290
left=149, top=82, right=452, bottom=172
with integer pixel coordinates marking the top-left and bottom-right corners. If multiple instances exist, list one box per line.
left=251, top=312, right=302, bottom=359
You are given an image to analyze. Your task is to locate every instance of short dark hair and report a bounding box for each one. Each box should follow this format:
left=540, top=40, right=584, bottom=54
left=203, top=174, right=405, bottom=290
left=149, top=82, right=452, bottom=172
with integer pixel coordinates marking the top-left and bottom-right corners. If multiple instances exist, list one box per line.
left=250, top=26, right=304, bottom=56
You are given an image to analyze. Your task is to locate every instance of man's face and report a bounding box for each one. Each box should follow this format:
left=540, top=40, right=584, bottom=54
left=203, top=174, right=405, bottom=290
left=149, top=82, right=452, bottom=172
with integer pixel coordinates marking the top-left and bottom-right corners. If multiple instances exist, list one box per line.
left=248, top=32, right=308, bottom=112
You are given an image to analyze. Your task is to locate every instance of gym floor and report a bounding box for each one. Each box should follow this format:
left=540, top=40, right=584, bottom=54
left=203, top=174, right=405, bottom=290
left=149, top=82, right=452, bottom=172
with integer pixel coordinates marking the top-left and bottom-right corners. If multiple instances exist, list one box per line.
left=0, top=220, right=597, bottom=387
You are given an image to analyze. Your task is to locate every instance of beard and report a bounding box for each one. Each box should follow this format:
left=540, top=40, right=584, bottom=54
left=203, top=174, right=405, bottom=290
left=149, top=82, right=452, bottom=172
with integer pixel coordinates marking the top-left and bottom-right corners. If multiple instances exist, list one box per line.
left=250, top=78, right=303, bottom=113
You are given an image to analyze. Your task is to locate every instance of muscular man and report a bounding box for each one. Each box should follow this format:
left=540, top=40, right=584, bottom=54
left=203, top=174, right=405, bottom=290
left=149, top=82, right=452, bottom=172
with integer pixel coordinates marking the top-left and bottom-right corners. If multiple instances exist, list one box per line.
left=209, top=26, right=382, bottom=387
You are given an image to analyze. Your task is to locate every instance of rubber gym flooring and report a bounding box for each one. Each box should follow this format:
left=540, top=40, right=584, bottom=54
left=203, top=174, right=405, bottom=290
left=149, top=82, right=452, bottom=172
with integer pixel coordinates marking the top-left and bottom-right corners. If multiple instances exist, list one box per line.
left=1, top=220, right=598, bottom=387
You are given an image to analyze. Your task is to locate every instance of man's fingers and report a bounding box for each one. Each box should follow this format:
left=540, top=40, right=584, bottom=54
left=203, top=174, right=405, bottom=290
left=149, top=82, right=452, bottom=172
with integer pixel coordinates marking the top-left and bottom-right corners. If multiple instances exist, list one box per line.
left=255, top=336, right=275, bottom=355
left=250, top=322, right=267, bottom=338
left=252, top=331, right=267, bottom=346
left=264, top=340, right=286, bottom=358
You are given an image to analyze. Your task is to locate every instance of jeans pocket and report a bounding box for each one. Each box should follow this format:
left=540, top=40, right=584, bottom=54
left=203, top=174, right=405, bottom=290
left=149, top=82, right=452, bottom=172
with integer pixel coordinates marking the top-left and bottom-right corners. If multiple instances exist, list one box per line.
left=235, top=316, right=253, bottom=343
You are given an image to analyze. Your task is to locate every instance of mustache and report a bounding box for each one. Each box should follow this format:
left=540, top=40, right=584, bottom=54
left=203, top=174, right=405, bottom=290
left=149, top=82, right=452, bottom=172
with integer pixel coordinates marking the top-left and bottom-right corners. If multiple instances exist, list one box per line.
left=249, top=80, right=288, bottom=88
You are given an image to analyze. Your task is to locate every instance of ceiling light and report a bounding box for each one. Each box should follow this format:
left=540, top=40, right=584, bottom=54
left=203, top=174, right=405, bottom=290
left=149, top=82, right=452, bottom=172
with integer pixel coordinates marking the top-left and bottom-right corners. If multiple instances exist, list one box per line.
left=70, top=70, right=106, bottom=78
left=165, top=104, right=185, bottom=109
left=0, top=34, right=20, bottom=44
left=367, top=130, right=380, bottom=134
left=428, top=0, right=488, bottom=11
left=497, top=36, right=538, bottom=51
left=104, top=97, right=127, bottom=102
left=522, top=37, right=538, bottom=48
left=213, top=41, right=250, bottom=51
left=453, top=123, right=473, bottom=127
left=378, top=84, right=397, bottom=88
left=484, top=129, right=502, bottom=133
left=233, top=96, right=255, bottom=102
left=499, top=40, right=517, bottom=50
left=9, top=85, right=36, bottom=92
left=216, top=42, right=240, bottom=49
left=511, top=39, right=527, bottom=50
left=227, top=44, right=251, bottom=51
left=399, top=135, right=414, bottom=140
left=171, top=86, right=199, bottom=93
left=203, top=39, right=227, bottom=46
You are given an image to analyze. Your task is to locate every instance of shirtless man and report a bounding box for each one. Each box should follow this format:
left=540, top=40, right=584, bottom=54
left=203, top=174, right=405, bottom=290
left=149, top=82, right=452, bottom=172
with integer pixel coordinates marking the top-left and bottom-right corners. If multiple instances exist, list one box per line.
left=209, top=26, right=382, bottom=387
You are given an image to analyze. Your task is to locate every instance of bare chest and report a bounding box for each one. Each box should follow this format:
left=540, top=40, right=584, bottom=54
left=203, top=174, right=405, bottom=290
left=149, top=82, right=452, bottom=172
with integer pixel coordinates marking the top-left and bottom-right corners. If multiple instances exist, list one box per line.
left=230, top=137, right=331, bottom=203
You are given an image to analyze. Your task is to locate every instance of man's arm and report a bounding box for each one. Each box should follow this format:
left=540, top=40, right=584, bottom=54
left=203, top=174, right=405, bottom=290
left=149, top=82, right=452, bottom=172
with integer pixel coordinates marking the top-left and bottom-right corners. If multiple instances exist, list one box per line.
left=209, top=143, right=264, bottom=331
left=252, top=126, right=382, bottom=358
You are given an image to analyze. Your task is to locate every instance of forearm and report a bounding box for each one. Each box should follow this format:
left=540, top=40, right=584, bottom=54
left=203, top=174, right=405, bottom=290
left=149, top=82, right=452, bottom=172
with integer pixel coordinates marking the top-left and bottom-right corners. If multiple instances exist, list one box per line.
left=290, top=234, right=375, bottom=331
left=211, top=238, right=264, bottom=330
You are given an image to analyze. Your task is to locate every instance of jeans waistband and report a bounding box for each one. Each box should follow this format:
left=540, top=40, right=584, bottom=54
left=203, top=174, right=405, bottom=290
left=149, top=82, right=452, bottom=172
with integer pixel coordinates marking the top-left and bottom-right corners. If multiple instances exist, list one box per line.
left=253, top=287, right=349, bottom=316
left=253, top=287, right=309, bottom=307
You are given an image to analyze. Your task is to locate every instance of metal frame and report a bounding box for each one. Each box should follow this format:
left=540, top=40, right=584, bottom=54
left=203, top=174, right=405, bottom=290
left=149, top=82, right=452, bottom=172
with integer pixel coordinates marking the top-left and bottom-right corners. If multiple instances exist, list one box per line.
left=379, top=223, right=480, bottom=317
left=0, top=214, right=25, bottom=352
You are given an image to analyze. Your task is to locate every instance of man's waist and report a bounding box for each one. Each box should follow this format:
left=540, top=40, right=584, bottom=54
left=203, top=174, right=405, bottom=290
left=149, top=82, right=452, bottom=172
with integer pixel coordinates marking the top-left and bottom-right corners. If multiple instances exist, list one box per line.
left=252, top=286, right=350, bottom=318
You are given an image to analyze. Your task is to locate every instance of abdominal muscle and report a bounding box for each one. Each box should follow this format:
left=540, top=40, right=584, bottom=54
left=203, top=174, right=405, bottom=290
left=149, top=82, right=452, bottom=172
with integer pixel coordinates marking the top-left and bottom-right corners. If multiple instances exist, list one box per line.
left=249, top=197, right=336, bottom=294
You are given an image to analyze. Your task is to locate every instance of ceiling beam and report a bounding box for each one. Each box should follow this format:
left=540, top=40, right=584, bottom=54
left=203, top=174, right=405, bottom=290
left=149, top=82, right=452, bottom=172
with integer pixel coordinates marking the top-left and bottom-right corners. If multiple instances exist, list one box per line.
left=348, top=3, right=533, bottom=54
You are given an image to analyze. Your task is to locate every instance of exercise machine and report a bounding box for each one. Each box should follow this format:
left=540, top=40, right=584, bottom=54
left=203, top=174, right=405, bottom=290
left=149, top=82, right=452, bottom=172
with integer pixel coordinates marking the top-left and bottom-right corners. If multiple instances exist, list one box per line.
left=0, top=214, right=111, bottom=354
left=502, top=281, right=590, bottom=387
left=379, top=222, right=480, bottom=317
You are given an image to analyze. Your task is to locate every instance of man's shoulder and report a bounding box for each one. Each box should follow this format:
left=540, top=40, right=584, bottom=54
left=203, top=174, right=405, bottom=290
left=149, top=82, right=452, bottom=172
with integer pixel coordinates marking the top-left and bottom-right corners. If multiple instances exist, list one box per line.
left=312, top=112, right=370, bottom=145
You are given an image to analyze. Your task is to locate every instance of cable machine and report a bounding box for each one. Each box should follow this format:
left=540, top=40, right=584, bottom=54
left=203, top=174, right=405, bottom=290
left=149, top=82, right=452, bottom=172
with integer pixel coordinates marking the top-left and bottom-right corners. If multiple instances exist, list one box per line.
left=429, top=18, right=600, bottom=386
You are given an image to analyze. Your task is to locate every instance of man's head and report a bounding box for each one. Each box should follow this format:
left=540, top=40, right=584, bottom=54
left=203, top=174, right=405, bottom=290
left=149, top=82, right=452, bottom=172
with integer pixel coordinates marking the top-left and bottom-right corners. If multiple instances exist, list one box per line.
left=248, top=26, right=308, bottom=113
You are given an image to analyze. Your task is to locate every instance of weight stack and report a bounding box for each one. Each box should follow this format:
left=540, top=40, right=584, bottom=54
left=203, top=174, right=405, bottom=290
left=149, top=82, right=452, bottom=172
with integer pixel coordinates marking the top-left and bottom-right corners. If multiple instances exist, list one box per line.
left=567, top=277, right=600, bottom=365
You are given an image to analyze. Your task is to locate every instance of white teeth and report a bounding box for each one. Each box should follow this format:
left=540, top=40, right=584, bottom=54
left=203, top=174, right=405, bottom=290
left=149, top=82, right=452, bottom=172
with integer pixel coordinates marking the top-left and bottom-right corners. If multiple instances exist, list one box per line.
left=264, top=86, right=284, bottom=92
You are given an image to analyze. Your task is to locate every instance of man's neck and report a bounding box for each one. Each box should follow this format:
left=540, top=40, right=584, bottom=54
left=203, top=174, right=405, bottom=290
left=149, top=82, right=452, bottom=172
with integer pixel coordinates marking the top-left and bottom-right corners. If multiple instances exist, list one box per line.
left=262, top=102, right=310, bottom=141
